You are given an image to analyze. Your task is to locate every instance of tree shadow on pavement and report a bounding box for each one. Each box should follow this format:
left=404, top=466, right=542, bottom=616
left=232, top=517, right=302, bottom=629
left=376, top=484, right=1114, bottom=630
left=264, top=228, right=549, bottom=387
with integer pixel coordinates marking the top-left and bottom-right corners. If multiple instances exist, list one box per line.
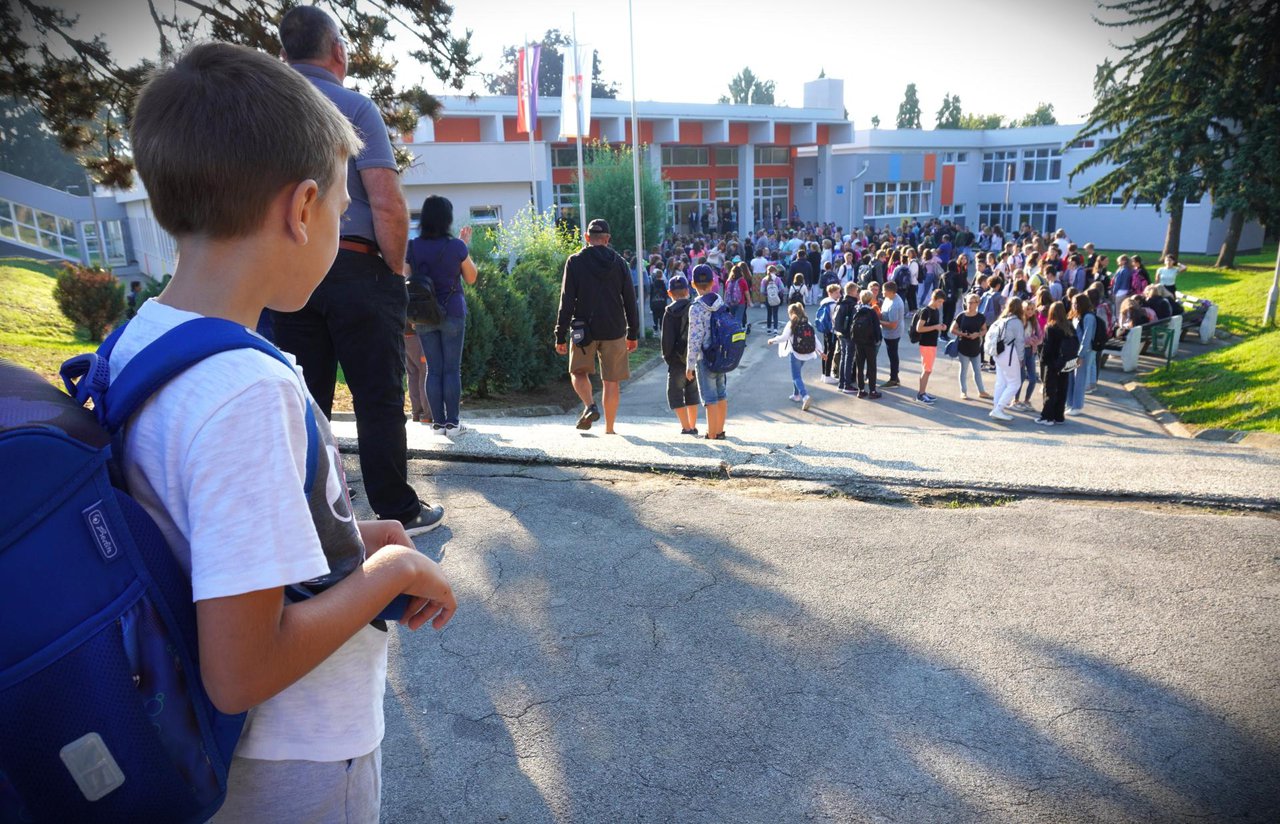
left=372, top=462, right=1279, bottom=822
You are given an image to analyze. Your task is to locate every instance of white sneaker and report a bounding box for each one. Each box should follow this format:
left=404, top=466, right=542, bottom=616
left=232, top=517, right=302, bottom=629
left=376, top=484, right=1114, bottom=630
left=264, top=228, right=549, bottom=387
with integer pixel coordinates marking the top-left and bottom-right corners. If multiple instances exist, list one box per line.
left=788, top=393, right=802, bottom=402
left=821, top=375, right=839, bottom=385
left=960, top=392, right=970, bottom=400
left=1065, top=407, right=1082, bottom=416
left=443, top=422, right=468, bottom=436
left=801, top=395, right=812, bottom=411
left=990, top=410, right=1014, bottom=421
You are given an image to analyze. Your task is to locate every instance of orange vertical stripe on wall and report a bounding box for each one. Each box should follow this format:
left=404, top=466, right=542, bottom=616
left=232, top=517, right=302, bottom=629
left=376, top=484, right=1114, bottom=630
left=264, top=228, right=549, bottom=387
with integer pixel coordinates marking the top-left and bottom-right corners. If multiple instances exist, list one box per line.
left=941, top=164, right=956, bottom=207
left=817, top=125, right=830, bottom=146
left=774, top=124, right=791, bottom=145
left=434, top=118, right=481, bottom=142
left=678, top=122, right=703, bottom=144
left=728, top=123, right=748, bottom=145
left=923, top=153, right=937, bottom=182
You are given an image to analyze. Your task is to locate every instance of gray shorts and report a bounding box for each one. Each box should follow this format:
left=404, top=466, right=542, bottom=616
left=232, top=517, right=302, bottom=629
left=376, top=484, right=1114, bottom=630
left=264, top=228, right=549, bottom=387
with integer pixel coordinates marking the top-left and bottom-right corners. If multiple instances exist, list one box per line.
left=211, top=747, right=381, bottom=824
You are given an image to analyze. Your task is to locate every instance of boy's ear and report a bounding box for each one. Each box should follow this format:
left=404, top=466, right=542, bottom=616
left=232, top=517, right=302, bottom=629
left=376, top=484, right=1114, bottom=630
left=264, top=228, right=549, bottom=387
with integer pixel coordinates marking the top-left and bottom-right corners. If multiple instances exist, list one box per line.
left=285, top=179, right=321, bottom=245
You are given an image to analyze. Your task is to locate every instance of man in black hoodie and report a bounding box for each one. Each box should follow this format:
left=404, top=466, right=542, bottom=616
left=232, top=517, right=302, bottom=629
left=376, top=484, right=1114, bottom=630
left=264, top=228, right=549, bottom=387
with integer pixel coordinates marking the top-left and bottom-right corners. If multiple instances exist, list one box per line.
left=555, top=218, right=640, bottom=433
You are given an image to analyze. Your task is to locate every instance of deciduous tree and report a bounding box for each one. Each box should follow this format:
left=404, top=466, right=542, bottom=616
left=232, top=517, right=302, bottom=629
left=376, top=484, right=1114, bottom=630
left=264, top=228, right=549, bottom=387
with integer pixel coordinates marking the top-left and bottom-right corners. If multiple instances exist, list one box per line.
left=896, top=83, right=921, bottom=129
left=483, top=29, right=618, bottom=99
left=718, top=67, right=775, bottom=106
left=935, top=93, right=962, bottom=129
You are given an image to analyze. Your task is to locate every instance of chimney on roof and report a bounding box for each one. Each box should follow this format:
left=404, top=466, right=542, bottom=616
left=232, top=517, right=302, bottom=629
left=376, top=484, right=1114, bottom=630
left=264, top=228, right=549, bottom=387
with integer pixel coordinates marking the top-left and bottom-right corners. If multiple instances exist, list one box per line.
left=803, top=78, right=844, bottom=113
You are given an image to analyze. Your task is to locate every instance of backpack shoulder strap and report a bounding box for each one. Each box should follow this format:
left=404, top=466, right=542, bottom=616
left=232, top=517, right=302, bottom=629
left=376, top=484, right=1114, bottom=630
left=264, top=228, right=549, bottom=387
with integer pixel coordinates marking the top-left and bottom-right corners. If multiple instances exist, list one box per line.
left=102, top=318, right=321, bottom=494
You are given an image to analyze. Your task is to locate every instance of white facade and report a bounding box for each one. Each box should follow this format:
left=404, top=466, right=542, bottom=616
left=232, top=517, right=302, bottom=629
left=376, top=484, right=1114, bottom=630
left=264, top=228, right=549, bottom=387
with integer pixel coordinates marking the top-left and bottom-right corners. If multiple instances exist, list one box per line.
left=794, top=125, right=1264, bottom=255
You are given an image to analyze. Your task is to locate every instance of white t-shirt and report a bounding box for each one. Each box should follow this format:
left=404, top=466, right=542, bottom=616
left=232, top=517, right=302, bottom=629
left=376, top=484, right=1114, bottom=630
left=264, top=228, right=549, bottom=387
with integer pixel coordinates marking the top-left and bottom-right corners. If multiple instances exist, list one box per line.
left=1156, top=266, right=1179, bottom=287
left=750, top=255, right=769, bottom=275
left=110, top=299, right=388, bottom=762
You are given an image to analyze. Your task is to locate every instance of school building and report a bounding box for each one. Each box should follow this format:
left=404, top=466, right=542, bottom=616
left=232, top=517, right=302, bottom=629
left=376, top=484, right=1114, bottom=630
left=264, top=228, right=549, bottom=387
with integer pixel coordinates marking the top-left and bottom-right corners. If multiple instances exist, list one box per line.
left=0, top=77, right=1262, bottom=281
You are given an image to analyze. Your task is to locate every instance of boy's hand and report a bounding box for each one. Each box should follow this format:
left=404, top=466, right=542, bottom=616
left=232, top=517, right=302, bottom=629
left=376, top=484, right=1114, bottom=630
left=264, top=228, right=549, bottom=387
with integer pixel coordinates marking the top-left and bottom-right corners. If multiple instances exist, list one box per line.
left=393, top=551, right=457, bottom=631
left=686, top=369, right=695, bottom=382
left=556, top=343, right=568, bottom=356
left=626, top=339, right=638, bottom=353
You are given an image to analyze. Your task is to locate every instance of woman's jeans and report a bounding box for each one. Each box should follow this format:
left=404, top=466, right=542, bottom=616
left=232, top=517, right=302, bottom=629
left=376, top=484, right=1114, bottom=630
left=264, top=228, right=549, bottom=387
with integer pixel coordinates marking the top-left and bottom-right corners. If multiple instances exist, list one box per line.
left=1067, top=354, right=1095, bottom=410
left=790, top=353, right=808, bottom=397
left=416, top=314, right=465, bottom=426
left=1019, top=346, right=1038, bottom=402
left=958, top=354, right=986, bottom=396
left=732, top=303, right=748, bottom=327
left=765, top=303, right=780, bottom=329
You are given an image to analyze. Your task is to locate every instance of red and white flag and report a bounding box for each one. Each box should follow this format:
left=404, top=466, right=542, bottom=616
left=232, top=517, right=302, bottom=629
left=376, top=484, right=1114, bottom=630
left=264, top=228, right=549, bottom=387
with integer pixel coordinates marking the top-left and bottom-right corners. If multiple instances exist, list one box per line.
left=559, top=43, right=593, bottom=139
left=516, top=44, right=541, bottom=134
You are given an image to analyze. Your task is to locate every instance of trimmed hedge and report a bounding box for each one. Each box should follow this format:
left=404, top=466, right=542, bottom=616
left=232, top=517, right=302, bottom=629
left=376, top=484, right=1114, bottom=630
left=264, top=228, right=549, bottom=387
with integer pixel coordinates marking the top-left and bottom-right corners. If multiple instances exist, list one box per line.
left=458, top=210, right=578, bottom=397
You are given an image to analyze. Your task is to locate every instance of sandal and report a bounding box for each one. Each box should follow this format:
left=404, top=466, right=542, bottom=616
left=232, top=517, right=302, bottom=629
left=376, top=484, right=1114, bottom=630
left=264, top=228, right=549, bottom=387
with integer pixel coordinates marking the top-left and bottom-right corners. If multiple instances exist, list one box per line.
left=713, top=432, right=727, bottom=440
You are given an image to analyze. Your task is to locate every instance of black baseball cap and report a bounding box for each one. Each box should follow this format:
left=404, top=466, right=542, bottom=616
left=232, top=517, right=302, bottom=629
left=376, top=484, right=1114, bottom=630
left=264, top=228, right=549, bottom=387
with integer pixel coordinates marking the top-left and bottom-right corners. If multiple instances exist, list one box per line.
left=587, top=218, right=611, bottom=235
left=667, top=274, right=689, bottom=291
left=691, top=264, right=714, bottom=284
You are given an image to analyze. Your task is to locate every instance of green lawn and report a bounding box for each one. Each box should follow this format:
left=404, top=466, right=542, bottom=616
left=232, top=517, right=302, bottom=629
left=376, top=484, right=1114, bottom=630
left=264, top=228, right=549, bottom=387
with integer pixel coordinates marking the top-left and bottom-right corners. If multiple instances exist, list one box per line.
left=1094, top=244, right=1278, bottom=433
left=0, top=258, right=87, bottom=386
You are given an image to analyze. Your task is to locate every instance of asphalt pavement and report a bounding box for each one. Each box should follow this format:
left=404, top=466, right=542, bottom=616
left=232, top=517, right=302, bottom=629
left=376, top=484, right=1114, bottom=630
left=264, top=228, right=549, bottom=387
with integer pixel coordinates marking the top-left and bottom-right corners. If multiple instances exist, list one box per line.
left=357, top=459, right=1280, bottom=823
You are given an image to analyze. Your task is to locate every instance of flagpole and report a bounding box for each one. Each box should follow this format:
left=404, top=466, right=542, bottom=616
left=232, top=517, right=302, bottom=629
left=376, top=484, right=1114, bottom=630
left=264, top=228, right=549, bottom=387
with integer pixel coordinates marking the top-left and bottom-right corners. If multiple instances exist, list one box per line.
left=628, top=0, right=645, bottom=341
left=572, top=13, right=586, bottom=241
left=524, top=38, right=537, bottom=210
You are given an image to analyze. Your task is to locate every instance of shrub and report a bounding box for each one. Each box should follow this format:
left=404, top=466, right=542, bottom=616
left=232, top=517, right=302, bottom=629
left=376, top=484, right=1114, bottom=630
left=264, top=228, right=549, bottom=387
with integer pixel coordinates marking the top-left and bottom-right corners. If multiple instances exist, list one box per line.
left=53, top=263, right=124, bottom=341
left=458, top=209, right=578, bottom=396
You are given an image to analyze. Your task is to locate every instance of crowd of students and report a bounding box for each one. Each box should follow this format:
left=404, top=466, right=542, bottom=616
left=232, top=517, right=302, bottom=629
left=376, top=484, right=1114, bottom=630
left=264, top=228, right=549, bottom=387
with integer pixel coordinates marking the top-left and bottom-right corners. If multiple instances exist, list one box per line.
left=648, top=217, right=1194, bottom=431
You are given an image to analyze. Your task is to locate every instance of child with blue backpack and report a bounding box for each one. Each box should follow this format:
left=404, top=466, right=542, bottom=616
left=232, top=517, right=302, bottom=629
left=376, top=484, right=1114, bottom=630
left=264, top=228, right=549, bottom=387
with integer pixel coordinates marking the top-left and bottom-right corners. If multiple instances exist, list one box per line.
left=31, top=41, right=457, bottom=821
left=815, top=283, right=841, bottom=384
left=686, top=264, right=732, bottom=439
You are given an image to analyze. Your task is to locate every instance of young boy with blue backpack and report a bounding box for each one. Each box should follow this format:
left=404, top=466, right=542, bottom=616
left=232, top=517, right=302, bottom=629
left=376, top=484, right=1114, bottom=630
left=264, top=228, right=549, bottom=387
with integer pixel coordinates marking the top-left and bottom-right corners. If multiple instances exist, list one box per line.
left=686, top=264, right=744, bottom=440
left=815, top=283, right=841, bottom=383
left=0, top=42, right=455, bottom=823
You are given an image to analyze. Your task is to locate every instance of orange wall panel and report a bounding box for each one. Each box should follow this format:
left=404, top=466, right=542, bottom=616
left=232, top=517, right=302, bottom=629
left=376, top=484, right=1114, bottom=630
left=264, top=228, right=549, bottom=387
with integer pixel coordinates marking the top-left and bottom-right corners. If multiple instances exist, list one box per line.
left=679, top=122, right=703, bottom=144
left=434, top=117, right=481, bottom=143
left=503, top=117, right=542, bottom=141
left=941, top=164, right=956, bottom=206
left=773, top=124, right=791, bottom=145
left=729, top=123, right=748, bottom=145
left=923, top=153, right=937, bottom=182
left=816, top=125, right=829, bottom=146
left=624, top=120, right=654, bottom=144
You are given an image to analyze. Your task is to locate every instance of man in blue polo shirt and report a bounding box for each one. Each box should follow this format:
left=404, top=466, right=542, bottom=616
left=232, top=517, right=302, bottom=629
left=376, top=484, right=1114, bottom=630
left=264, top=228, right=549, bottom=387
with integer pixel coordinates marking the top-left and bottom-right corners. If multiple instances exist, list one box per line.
left=273, top=6, right=443, bottom=534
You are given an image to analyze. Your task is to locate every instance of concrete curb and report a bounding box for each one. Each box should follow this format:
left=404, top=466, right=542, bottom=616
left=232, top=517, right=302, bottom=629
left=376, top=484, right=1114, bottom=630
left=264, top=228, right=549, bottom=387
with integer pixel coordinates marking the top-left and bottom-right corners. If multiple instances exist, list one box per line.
left=1125, top=381, right=1280, bottom=454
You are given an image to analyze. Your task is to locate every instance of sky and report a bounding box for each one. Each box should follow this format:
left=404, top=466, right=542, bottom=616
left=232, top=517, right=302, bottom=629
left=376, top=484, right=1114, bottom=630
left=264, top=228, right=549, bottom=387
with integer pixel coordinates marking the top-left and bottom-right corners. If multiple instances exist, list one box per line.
left=50, top=0, right=1144, bottom=129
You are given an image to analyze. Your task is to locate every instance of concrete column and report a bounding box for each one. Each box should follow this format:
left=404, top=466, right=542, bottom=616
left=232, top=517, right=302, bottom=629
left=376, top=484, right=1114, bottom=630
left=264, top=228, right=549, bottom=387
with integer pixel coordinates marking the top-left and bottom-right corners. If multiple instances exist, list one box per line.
left=816, top=144, right=833, bottom=225
left=739, top=143, right=754, bottom=235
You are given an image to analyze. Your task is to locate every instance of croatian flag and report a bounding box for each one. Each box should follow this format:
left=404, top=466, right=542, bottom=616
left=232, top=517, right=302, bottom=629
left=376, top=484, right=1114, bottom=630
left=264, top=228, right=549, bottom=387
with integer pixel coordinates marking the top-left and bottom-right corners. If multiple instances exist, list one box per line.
left=516, top=44, right=540, bottom=134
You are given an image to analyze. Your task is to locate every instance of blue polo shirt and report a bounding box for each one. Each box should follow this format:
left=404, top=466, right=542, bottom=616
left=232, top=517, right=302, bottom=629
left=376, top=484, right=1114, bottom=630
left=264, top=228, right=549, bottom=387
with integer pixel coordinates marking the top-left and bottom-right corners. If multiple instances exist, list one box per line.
left=289, top=63, right=398, bottom=243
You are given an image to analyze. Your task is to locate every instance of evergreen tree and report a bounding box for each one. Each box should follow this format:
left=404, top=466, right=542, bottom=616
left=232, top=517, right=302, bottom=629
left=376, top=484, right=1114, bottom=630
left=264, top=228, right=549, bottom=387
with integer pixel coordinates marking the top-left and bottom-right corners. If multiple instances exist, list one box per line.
left=0, top=0, right=476, bottom=187
left=935, top=93, right=962, bottom=129
left=0, top=99, right=84, bottom=189
left=1069, top=0, right=1235, bottom=259
left=1208, top=2, right=1280, bottom=267
left=484, top=29, right=619, bottom=99
left=580, top=143, right=665, bottom=265
left=896, top=83, right=922, bottom=129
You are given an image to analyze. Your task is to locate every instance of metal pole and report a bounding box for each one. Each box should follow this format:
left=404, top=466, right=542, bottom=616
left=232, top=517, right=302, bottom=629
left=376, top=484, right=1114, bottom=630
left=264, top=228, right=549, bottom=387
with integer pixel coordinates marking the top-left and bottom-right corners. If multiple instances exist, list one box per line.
left=572, top=14, right=586, bottom=241
left=525, top=38, right=537, bottom=211
left=628, top=0, right=645, bottom=341
left=85, top=171, right=103, bottom=267
left=1264, top=242, right=1280, bottom=327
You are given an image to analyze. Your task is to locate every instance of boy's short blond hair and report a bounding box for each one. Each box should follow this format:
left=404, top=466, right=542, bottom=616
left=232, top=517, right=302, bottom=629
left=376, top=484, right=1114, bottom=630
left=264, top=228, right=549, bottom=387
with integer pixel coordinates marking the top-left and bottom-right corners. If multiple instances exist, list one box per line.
left=826, top=283, right=841, bottom=296
left=131, top=42, right=362, bottom=239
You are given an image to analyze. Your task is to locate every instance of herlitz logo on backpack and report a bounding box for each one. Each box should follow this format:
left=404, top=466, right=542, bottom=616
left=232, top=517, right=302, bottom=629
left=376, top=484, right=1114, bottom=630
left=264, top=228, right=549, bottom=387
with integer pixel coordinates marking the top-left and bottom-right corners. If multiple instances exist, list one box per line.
left=82, top=502, right=120, bottom=561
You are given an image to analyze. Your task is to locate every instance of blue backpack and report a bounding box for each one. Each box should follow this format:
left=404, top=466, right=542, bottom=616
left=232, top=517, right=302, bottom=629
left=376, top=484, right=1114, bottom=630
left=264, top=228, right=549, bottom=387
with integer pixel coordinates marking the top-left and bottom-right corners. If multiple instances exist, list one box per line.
left=978, top=291, right=998, bottom=324
left=814, top=301, right=834, bottom=334
left=0, top=319, right=403, bottom=824
left=701, top=300, right=747, bottom=372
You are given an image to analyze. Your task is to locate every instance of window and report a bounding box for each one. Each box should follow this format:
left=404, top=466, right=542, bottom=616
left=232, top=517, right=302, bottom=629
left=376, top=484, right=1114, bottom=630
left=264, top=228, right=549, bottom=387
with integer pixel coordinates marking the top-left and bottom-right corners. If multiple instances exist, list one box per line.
left=978, top=203, right=1015, bottom=231
left=0, top=196, right=94, bottom=262
left=553, top=183, right=580, bottom=225
left=469, top=206, right=501, bottom=226
left=981, top=151, right=1017, bottom=183
left=1017, top=202, right=1058, bottom=234
left=714, top=147, right=739, bottom=166
left=753, top=177, right=789, bottom=227
left=661, top=147, right=708, bottom=166
left=1021, top=147, right=1062, bottom=182
left=862, top=181, right=932, bottom=218
left=1071, top=139, right=1096, bottom=150
left=1099, top=138, right=1118, bottom=149
left=715, top=178, right=739, bottom=214
left=940, top=204, right=965, bottom=217
left=754, top=146, right=790, bottom=165
left=551, top=147, right=579, bottom=168
left=942, top=151, right=968, bottom=164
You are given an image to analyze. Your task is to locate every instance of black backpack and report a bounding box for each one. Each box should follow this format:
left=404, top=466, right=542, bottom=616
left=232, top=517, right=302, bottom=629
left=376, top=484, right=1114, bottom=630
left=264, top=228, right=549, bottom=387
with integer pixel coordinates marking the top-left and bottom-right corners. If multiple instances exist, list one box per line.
left=791, top=320, right=817, bottom=354
left=907, top=308, right=925, bottom=344
left=852, top=306, right=880, bottom=345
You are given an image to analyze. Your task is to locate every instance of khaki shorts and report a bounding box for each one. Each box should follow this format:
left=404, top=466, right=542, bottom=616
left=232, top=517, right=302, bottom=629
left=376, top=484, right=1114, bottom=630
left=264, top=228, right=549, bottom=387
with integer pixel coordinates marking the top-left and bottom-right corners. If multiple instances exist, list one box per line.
left=569, top=336, right=630, bottom=382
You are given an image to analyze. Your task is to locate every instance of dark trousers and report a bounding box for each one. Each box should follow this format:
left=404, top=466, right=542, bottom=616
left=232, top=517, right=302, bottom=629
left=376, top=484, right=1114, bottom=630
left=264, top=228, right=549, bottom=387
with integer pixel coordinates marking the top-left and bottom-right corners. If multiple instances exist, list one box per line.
left=905, top=289, right=918, bottom=312
left=271, top=249, right=419, bottom=522
left=1041, top=368, right=1069, bottom=422
left=765, top=303, right=781, bottom=329
left=883, top=337, right=900, bottom=382
left=942, top=296, right=957, bottom=336
left=838, top=337, right=856, bottom=389
left=651, top=302, right=665, bottom=331
left=855, top=342, right=877, bottom=391
left=821, top=332, right=837, bottom=376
